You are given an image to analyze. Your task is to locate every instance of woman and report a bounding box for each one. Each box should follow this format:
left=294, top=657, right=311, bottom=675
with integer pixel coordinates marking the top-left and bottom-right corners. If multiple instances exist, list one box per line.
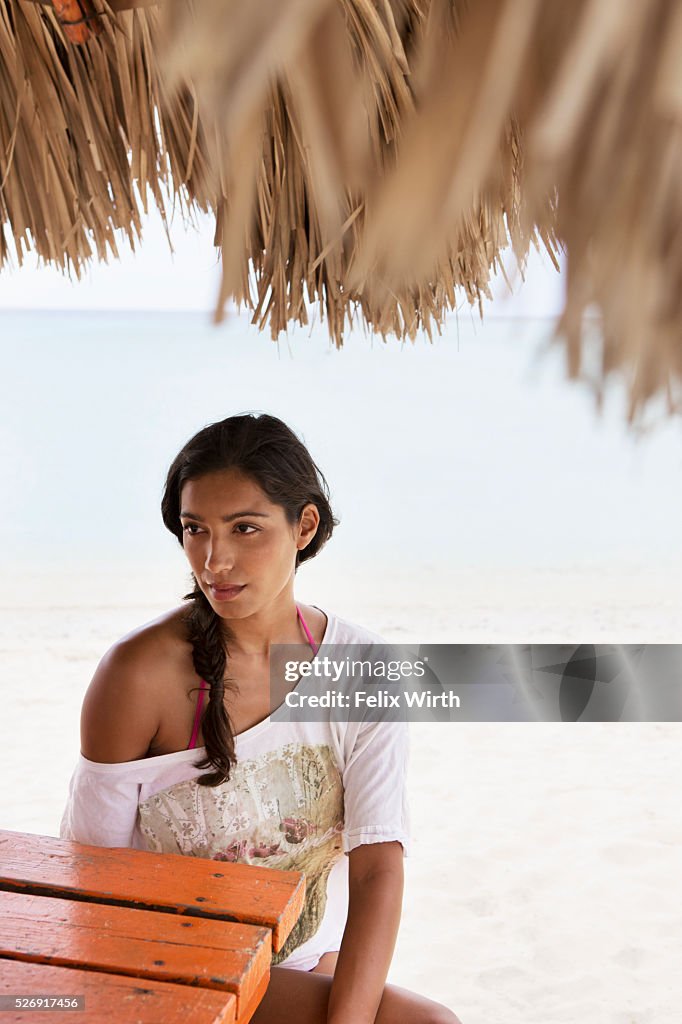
left=60, top=413, right=460, bottom=1024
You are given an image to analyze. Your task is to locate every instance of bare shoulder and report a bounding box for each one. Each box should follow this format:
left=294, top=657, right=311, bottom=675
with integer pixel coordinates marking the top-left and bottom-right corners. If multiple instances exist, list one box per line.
left=107, top=605, right=190, bottom=667
left=80, top=605, right=191, bottom=764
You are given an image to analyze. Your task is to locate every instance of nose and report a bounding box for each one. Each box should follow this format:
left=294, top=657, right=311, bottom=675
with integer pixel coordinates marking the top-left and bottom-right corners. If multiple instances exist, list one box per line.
left=204, top=535, right=236, bottom=575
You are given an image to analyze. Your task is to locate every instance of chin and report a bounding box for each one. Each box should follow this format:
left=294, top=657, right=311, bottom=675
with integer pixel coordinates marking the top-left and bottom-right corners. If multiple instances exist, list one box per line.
left=208, top=597, right=247, bottom=616
left=206, top=591, right=255, bottom=619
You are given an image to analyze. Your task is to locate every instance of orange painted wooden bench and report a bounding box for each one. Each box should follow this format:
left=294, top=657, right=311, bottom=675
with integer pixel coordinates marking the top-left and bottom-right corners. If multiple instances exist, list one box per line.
left=0, top=829, right=306, bottom=1024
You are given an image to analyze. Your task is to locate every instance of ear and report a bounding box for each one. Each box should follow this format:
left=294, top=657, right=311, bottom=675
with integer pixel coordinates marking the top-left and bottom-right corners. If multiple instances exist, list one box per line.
left=296, top=503, right=321, bottom=552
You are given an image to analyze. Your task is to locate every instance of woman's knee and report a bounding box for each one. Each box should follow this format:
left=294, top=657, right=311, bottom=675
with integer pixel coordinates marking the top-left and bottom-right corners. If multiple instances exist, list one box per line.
left=376, top=984, right=462, bottom=1024
left=423, top=1007, right=462, bottom=1024
left=411, top=1005, right=461, bottom=1024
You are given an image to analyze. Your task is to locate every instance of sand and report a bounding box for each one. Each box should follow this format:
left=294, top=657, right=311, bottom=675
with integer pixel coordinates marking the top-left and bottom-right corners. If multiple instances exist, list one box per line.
left=399, top=721, right=680, bottom=1024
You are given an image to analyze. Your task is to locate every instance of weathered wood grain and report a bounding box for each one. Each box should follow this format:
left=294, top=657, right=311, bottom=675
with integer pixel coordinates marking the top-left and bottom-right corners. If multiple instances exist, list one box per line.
left=0, top=890, right=269, bottom=1018
left=0, top=830, right=305, bottom=953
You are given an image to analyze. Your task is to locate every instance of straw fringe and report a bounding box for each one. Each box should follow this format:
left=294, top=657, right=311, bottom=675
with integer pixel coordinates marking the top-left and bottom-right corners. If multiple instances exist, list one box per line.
left=0, top=0, right=212, bottom=276
left=352, top=0, right=681, bottom=417
left=1, top=0, right=681, bottom=417
left=161, top=0, right=536, bottom=343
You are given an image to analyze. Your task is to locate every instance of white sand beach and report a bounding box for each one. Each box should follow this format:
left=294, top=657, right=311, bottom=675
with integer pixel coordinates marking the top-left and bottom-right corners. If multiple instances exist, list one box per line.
left=0, top=570, right=680, bottom=1024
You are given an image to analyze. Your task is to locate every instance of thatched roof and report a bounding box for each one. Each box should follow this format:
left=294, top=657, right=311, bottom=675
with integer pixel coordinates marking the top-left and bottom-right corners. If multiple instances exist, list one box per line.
left=1, top=1, right=680, bottom=419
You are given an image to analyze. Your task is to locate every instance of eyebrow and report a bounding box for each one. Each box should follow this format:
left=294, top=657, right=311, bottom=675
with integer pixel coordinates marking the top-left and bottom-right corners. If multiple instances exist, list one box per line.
left=180, top=510, right=271, bottom=523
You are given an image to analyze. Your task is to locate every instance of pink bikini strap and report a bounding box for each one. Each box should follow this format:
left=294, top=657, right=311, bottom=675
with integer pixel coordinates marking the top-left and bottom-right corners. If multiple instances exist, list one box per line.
left=188, top=678, right=209, bottom=751
left=296, top=604, right=320, bottom=656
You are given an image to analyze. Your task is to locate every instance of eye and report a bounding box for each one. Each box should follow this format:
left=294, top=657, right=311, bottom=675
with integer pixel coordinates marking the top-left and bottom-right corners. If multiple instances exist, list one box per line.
left=182, top=523, right=204, bottom=536
left=234, top=523, right=259, bottom=535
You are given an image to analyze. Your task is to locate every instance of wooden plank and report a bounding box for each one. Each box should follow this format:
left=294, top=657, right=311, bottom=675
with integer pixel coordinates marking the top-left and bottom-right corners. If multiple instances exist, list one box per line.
left=0, top=891, right=269, bottom=1020
left=0, top=957, right=236, bottom=1024
left=234, top=970, right=271, bottom=1024
left=0, top=830, right=305, bottom=953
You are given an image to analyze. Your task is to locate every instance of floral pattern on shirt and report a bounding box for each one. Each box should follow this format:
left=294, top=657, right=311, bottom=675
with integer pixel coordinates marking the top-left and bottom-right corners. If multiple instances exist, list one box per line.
left=138, top=742, right=345, bottom=964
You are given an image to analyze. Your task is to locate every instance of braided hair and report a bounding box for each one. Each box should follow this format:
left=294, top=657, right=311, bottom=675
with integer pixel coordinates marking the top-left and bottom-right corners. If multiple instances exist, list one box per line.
left=161, top=413, right=337, bottom=787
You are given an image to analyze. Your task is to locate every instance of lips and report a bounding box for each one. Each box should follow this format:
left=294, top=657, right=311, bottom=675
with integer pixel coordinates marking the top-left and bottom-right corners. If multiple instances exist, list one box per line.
left=208, top=583, right=246, bottom=602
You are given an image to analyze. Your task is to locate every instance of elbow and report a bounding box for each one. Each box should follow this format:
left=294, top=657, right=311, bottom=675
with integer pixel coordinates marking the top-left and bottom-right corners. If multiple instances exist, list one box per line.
left=349, top=862, right=404, bottom=899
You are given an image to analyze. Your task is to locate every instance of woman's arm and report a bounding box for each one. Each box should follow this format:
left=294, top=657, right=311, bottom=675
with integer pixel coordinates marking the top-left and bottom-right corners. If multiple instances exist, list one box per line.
left=61, top=639, right=164, bottom=847
left=326, top=840, right=404, bottom=1024
left=81, top=640, right=161, bottom=763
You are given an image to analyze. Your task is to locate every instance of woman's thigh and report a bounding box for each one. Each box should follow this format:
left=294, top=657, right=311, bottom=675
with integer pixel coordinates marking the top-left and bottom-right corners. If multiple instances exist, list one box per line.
left=249, top=965, right=461, bottom=1024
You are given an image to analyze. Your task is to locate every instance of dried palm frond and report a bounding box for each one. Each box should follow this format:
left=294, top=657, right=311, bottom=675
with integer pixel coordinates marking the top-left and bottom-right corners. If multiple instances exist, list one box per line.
left=0, top=0, right=213, bottom=275
left=163, top=0, right=548, bottom=342
left=353, top=0, right=682, bottom=417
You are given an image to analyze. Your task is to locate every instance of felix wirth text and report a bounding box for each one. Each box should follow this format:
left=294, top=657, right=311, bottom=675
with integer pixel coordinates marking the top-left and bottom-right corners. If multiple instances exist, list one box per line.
left=284, top=689, right=461, bottom=709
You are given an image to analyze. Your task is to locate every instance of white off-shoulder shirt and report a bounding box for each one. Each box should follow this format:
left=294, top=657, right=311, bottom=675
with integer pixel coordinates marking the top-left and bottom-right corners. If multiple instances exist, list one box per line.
left=59, top=610, right=411, bottom=972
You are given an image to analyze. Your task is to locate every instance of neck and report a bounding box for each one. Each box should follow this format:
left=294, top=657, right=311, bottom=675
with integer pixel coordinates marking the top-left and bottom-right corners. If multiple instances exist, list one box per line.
left=220, top=590, right=305, bottom=657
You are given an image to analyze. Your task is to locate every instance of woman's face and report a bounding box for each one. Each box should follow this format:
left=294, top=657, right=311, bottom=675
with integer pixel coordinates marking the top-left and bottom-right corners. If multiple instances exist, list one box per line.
left=179, top=468, right=319, bottom=620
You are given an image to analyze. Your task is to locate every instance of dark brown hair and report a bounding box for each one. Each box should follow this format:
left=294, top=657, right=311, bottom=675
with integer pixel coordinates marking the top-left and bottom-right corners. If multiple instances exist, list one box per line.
left=161, top=413, right=337, bottom=786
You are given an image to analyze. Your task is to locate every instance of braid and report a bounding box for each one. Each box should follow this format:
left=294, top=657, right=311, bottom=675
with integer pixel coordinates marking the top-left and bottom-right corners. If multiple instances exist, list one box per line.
left=184, top=579, right=237, bottom=787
